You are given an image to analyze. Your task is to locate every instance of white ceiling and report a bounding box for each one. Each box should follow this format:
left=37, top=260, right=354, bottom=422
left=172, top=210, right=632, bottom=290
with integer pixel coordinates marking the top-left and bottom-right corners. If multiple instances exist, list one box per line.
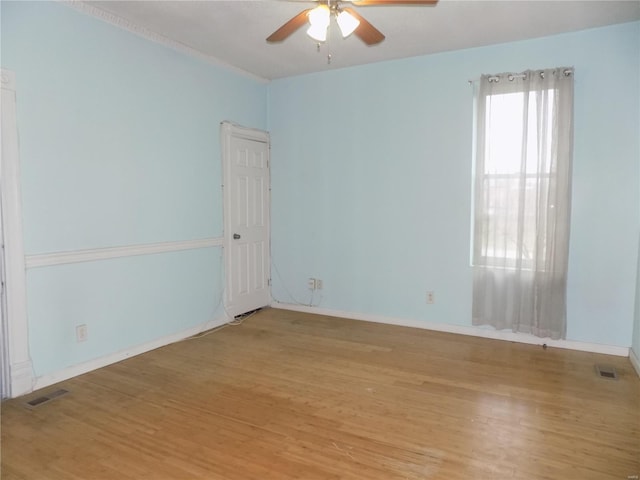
left=81, top=0, right=640, bottom=80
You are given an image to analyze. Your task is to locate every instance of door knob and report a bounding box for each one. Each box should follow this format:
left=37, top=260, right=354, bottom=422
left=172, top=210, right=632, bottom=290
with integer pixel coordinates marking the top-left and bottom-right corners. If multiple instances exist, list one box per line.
left=233, top=233, right=241, bottom=240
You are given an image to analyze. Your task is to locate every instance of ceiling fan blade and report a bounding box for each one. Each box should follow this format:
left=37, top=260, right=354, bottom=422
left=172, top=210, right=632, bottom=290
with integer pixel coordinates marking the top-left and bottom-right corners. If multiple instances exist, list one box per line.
left=266, top=9, right=312, bottom=43
left=352, top=0, right=438, bottom=4
left=343, top=7, right=385, bottom=45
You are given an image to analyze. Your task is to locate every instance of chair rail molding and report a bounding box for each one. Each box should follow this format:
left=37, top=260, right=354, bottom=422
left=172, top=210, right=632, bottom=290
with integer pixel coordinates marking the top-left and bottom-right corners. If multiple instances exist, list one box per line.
left=25, top=237, right=223, bottom=269
left=1, top=69, right=34, bottom=397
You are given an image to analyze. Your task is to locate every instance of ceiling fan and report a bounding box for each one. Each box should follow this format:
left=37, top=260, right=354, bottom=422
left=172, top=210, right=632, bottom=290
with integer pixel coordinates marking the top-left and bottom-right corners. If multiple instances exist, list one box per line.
left=266, top=0, right=439, bottom=46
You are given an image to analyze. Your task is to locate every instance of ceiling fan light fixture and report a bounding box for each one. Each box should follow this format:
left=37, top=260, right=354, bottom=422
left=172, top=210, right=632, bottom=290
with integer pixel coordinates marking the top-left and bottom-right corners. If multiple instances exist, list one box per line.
left=306, top=24, right=328, bottom=42
left=308, top=5, right=330, bottom=28
left=306, top=5, right=330, bottom=42
left=336, top=10, right=360, bottom=38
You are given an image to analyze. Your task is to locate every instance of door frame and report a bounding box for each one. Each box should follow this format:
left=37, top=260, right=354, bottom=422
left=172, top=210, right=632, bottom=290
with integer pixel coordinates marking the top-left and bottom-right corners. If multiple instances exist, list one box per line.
left=1, top=69, right=33, bottom=397
left=220, top=121, right=271, bottom=318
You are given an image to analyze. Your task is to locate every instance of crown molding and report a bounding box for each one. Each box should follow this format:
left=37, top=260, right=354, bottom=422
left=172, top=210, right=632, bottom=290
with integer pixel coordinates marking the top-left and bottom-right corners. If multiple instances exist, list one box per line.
left=61, top=1, right=269, bottom=84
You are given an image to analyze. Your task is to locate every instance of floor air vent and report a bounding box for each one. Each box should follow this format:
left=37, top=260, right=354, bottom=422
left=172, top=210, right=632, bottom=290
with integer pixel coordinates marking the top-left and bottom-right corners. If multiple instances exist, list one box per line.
left=25, top=388, right=69, bottom=408
left=595, top=365, right=618, bottom=380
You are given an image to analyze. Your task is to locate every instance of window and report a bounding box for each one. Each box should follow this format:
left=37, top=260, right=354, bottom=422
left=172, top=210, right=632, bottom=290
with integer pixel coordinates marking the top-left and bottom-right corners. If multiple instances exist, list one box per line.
left=471, top=68, right=574, bottom=340
left=475, top=89, right=556, bottom=270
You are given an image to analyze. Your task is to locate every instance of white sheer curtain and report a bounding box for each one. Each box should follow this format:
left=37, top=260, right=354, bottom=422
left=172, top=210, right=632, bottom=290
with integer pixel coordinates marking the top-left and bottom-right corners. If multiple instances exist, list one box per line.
left=472, top=67, right=574, bottom=340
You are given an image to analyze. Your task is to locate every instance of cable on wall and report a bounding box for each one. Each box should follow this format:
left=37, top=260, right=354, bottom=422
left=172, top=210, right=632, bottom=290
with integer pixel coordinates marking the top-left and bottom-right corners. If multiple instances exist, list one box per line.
left=271, top=258, right=322, bottom=308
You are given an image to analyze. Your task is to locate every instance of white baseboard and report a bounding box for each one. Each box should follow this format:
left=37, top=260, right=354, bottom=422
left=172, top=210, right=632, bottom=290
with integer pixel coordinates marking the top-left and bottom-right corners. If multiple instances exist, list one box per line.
left=630, top=348, right=640, bottom=378
left=30, top=305, right=638, bottom=394
left=32, top=315, right=230, bottom=393
left=272, top=302, right=630, bottom=357
left=10, top=359, right=34, bottom=398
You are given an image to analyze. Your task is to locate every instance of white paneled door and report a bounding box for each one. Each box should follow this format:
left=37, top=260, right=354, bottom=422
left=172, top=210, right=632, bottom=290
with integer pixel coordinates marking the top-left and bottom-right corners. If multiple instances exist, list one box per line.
left=221, top=122, right=271, bottom=318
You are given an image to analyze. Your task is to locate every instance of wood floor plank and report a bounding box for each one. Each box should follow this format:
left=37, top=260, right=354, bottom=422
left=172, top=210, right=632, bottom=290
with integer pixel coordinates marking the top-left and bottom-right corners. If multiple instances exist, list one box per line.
left=2, top=308, right=639, bottom=479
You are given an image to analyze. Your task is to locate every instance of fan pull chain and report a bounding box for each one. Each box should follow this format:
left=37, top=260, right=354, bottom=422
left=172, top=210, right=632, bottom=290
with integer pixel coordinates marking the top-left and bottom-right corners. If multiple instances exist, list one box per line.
left=315, top=41, right=331, bottom=64
left=326, top=23, right=332, bottom=64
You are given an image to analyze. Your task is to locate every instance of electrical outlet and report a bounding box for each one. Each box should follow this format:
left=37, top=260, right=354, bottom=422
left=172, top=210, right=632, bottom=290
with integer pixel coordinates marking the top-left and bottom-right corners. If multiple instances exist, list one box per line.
left=76, top=324, right=88, bottom=343
left=426, top=291, right=435, bottom=304
left=308, top=278, right=316, bottom=290
left=315, top=279, right=323, bottom=290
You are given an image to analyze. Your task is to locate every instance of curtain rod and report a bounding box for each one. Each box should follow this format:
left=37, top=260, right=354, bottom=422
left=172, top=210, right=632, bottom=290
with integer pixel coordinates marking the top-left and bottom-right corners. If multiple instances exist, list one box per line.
left=468, top=68, right=574, bottom=85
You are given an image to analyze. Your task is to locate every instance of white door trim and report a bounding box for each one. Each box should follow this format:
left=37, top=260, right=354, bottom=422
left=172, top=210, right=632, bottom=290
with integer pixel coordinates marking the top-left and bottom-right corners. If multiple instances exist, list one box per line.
left=220, top=121, right=271, bottom=317
left=1, top=69, right=34, bottom=397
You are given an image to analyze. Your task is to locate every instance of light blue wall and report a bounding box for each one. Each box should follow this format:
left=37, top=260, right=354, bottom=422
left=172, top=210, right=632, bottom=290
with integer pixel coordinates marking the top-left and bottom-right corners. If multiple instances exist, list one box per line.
left=1, top=1, right=267, bottom=377
left=27, top=250, right=223, bottom=372
left=2, top=1, right=266, bottom=252
left=269, top=22, right=640, bottom=347
left=2, top=1, right=638, bottom=383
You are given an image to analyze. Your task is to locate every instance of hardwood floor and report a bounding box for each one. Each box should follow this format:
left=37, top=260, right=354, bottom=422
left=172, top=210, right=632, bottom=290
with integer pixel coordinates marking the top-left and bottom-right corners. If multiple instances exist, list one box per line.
left=2, top=308, right=639, bottom=479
